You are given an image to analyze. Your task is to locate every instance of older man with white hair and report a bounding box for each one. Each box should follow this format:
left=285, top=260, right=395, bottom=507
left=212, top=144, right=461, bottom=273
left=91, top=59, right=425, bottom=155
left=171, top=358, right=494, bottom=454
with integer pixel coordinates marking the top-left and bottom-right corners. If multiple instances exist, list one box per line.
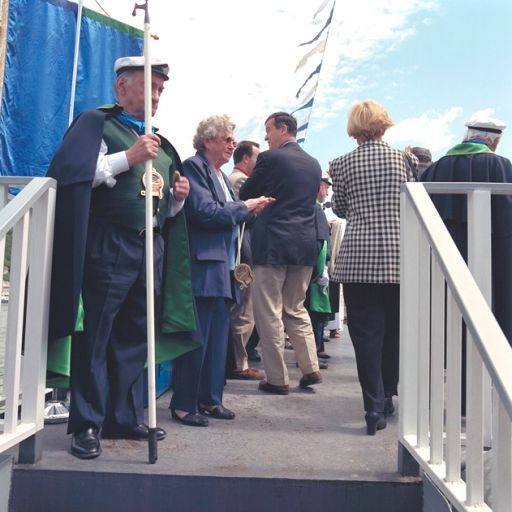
left=421, top=113, right=512, bottom=346
left=47, top=56, right=194, bottom=459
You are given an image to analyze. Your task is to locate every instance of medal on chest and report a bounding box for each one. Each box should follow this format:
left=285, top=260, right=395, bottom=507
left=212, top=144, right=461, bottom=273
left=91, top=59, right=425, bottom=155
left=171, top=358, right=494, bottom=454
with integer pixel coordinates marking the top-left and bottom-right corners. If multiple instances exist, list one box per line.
left=141, top=168, right=165, bottom=199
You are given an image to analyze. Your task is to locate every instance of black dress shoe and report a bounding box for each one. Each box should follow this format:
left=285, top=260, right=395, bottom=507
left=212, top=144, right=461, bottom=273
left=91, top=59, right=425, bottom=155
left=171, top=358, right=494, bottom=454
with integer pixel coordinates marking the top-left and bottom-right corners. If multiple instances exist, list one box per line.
left=299, top=371, right=323, bottom=389
left=102, top=423, right=167, bottom=441
left=71, top=427, right=101, bottom=459
left=365, top=412, right=387, bottom=435
left=384, top=397, right=395, bottom=417
left=199, top=404, right=235, bottom=420
left=317, top=352, right=331, bottom=359
left=170, top=408, right=208, bottom=427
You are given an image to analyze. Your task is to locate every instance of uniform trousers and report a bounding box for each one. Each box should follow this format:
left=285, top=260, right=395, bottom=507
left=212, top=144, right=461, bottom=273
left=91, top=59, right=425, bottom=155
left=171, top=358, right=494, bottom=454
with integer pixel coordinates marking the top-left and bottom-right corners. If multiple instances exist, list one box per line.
left=171, top=297, right=231, bottom=413
left=68, top=219, right=164, bottom=434
left=252, top=265, right=319, bottom=386
left=343, top=283, right=400, bottom=413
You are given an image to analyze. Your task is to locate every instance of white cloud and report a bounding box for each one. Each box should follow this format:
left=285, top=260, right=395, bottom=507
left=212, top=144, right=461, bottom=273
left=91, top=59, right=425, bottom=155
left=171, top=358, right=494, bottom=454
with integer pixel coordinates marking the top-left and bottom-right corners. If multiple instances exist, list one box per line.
left=77, top=0, right=439, bottom=157
left=311, top=0, right=439, bottom=132
left=384, top=107, right=464, bottom=154
left=467, top=107, right=497, bottom=122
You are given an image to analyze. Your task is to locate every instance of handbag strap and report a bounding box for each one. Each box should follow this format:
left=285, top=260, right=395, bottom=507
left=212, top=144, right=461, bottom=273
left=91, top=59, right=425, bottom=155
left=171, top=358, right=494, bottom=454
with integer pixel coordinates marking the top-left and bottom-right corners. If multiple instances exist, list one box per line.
left=236, top=222, right=246, bottom=267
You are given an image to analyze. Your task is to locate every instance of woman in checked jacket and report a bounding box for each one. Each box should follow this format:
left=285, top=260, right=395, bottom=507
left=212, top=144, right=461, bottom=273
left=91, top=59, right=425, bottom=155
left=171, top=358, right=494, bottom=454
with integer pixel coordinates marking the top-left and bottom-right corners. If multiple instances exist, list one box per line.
left=329, top=100, right=417, bottom=435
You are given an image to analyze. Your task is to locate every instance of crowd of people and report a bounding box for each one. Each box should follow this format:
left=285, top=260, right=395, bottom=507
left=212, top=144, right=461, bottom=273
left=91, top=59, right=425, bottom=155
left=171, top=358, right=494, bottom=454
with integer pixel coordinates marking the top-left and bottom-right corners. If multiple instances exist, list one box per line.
left=47, top=55, right=512, bottom=459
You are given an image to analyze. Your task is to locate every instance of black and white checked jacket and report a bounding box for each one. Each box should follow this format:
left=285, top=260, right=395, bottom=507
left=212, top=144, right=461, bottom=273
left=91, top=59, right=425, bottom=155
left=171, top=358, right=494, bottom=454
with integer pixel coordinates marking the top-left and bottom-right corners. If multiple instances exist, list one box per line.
left=329, top=140, right=416, bottom=284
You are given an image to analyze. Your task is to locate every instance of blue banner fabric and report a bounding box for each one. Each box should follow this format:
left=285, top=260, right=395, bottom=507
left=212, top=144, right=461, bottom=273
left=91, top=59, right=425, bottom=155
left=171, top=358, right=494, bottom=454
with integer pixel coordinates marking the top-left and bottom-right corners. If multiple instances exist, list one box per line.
left=0, top=0, right=143, bottom=178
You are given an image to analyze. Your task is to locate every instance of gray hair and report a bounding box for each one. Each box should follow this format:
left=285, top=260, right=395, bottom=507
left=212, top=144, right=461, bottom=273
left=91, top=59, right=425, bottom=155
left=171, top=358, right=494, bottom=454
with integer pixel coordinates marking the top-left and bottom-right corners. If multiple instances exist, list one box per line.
left=193, top=115, right=236, bottom=151
left=464, top=128, right=501, bottom=147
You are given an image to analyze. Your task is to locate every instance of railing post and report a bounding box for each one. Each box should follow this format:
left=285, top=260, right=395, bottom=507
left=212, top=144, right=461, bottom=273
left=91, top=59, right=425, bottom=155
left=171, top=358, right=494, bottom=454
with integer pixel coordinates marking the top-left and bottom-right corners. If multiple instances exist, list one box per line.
left=465, top=190, right=491, bottom=506
left=3, top=213, right=29, bottom=434
left=493, top=391, right=512, bottom=511
left=430, top=258, right=445, bottom=465
left=445, top=288, right=462, bottom=483
left=20, top=187, right=55, bottom=430
left=467, top=189, right=493, bottom=448
left=417, top=228, right=431, bottom=449
left=18, top=434, right=42, bottom=464
left=398, top=187, right=420, bottom=476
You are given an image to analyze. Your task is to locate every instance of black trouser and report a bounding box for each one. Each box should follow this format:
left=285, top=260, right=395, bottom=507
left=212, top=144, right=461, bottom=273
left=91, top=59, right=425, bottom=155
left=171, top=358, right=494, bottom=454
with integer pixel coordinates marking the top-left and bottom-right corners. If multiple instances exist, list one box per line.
left=68, top=220, right=164, bottom=434
left=343, top=283, right=400, bottom=413
left=308, top=311, right=325, bottom=353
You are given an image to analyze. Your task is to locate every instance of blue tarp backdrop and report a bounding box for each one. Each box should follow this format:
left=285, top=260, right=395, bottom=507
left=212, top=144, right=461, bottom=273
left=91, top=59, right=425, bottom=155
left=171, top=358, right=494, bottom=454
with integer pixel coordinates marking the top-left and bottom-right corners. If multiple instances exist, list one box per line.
left=0, top=0, right=143, bottom=177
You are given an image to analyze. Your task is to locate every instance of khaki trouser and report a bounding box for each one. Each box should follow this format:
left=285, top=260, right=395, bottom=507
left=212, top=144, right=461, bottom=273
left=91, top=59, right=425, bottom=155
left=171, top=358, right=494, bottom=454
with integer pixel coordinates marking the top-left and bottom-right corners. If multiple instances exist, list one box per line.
left=230, top=285, right=255, bottom=371
left=252, top=265, right=319, bottom=386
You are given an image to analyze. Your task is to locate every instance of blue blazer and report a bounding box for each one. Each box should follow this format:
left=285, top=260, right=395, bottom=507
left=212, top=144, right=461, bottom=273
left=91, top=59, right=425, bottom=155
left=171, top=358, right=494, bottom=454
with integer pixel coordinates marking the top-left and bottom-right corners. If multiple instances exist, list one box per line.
left=183, top=153, right=250, bottom=299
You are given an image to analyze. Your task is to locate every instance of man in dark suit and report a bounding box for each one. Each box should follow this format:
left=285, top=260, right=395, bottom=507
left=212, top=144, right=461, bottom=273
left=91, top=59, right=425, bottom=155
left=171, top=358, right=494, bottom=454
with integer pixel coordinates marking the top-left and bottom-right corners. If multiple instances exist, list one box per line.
left=239, top=112, right=322, bottom=394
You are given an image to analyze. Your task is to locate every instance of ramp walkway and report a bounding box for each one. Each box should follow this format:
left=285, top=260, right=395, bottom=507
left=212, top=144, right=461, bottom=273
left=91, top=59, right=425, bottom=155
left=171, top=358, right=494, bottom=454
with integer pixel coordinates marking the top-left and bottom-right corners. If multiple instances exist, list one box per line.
left=9, top=329, right=421, bottom=511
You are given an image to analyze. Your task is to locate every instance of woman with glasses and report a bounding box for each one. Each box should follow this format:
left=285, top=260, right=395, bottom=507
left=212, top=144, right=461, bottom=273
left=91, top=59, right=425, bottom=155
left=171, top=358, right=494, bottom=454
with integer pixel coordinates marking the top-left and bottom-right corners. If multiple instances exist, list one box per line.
left=169, top=114, right=272, bottom=426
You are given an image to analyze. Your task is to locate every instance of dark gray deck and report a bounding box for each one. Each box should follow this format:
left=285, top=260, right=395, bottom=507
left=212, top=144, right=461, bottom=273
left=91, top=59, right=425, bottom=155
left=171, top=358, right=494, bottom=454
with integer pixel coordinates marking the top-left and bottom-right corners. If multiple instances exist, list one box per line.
left=9, top=329, right=422, bottom=511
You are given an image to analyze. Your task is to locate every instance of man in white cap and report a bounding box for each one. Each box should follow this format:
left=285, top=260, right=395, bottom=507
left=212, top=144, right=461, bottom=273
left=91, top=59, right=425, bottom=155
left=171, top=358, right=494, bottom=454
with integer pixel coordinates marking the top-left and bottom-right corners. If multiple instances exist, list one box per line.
left=47, top=56, right=197, bottom=459
left=421, top=113, right=512, bottom=410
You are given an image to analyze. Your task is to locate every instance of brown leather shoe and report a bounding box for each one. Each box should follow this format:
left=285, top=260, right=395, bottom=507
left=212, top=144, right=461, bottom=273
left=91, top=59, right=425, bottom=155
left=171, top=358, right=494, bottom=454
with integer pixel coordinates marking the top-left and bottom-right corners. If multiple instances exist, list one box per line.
left=258, top=380, right=290, bottom=395
left=228, top=368, right=265, bottom=380
left=299, top=371, right=323, bottom=389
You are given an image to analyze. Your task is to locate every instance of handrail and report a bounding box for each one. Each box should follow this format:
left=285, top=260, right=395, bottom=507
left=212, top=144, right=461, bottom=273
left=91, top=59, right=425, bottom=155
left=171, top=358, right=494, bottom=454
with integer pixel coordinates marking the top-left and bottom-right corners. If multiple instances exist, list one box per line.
left=0, top=177, right=56, bottom=457
left=0, top=178, right=56, bottom=238
left=405, top=183, right=512, bottom=415
left=400, top=182, right=512, bottom=512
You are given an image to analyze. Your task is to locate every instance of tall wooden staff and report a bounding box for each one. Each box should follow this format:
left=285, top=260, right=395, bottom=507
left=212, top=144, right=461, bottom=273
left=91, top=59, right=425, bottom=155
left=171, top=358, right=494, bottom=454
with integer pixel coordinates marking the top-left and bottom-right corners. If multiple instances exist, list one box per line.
left=132, top=0, right=158, bottom=464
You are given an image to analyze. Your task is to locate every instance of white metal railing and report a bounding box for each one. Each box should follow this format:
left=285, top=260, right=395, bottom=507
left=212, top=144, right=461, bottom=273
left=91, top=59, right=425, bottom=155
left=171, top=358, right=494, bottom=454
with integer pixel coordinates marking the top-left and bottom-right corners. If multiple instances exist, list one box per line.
left=0, top=177, right=56, bottom=453
left=400, top=182, right=512, bottom=512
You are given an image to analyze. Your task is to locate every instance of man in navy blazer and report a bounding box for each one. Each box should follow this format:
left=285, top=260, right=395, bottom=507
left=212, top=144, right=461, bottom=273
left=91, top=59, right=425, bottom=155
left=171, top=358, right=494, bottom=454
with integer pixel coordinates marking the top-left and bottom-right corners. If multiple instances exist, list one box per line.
left=239, top=112, right=323, bottom=394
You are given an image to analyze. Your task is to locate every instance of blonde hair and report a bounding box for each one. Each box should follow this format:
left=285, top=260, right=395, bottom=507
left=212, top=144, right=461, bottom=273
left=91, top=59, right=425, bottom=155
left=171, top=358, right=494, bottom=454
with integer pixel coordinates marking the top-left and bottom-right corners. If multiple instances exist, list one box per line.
left=347, top=100, right=393, bottom=141
left=193, top=115, right=236, bottom=151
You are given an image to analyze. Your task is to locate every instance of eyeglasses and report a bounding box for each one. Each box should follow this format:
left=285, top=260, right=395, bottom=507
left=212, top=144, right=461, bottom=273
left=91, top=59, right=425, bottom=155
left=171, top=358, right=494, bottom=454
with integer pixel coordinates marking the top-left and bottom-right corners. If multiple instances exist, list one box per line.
left=221, top=136, right=237, bottom=147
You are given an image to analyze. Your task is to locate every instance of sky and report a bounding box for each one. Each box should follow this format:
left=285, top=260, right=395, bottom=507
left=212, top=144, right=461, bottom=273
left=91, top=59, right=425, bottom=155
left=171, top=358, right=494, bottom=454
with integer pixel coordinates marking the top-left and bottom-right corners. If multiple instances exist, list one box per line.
left=79, top=0, right=512, bottom=171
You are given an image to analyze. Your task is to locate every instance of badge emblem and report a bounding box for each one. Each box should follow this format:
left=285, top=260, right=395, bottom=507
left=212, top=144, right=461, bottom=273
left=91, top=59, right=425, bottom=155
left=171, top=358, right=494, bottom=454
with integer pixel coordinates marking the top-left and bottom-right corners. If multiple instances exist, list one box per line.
left=141, top=168, right=165, bottom=199
left=234, top=263, right=254, bottom=290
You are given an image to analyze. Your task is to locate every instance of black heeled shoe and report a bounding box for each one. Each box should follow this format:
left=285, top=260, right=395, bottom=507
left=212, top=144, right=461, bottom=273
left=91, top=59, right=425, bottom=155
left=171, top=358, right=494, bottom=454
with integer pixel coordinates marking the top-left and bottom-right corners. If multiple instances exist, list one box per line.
left=170, top=408, right=209, bottom=427
left=199, top=404, right=235, bottom=420
left=365, top=412, right=386, bottom=436
left=384, top=397, right=395, bottom=417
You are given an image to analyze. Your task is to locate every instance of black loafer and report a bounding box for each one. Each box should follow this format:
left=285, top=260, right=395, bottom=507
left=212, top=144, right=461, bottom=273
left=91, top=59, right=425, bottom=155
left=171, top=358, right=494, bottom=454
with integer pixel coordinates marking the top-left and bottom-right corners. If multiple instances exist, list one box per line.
left=199, top=404, right=235, bottom=420
left=71, top=427, right=101, bottom=459
left=170, top=408, right=208, bottom=427
left=102, top=423, right=167, bottom=441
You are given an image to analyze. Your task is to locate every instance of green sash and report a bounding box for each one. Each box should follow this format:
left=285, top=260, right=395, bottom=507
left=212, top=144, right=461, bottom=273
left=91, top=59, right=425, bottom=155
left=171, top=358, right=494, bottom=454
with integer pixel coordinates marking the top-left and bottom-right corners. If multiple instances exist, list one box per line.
left=446, top=142, right=492, bottom=156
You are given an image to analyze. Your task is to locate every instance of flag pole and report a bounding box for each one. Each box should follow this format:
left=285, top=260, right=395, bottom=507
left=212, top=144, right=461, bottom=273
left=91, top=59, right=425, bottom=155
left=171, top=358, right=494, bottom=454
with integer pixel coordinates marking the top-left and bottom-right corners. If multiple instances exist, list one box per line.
left=133, top=0, right=158, bottom=464
left=68, top=0, right=84, bottom=126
